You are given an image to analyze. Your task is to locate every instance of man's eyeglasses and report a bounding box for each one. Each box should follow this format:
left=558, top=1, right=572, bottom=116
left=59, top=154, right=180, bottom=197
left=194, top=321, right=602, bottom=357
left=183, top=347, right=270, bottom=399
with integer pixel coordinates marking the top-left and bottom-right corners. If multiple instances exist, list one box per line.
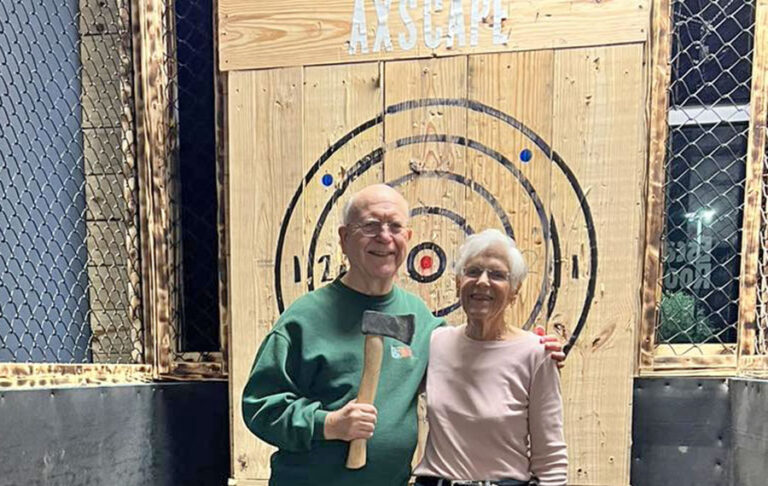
left=463, top=266, right=510, bottom=282
left=351, top=220, right=407, bottom=237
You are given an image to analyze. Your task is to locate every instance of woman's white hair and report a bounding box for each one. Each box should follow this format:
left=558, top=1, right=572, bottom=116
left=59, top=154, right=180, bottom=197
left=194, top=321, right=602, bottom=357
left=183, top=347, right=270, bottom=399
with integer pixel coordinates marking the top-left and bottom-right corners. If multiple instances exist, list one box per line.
left=453, top=229, right=528, bottom=287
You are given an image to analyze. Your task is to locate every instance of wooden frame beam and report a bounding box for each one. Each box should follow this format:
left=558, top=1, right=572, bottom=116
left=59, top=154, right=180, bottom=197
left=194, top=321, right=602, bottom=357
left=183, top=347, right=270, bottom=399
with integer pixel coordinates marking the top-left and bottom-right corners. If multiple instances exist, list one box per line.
left=133, top=0, right=173, bottom=376
left=639, top=0, right=672, bottom=371
left=0, top=364, right=153, bottom=390
left=641, top=0, right=768, bottom=377
left=215, top=0, right=231, bottom=377
left=132, top=0, right=228, bottom=380
left=738, top=0, right=768, bottom=363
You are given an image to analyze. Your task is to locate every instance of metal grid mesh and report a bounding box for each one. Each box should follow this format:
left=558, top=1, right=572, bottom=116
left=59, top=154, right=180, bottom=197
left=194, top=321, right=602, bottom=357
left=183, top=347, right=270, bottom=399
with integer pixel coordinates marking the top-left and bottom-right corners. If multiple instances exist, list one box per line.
left=657, top=0, right=755, bottom=354
left=165, top=0, right=221, bottom=360
left=0, top=1, right=143, bottom=363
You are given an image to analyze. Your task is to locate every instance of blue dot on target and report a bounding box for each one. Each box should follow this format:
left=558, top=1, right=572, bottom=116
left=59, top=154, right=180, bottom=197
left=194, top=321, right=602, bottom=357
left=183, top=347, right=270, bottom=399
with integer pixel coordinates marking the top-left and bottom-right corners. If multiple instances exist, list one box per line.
left=321, top=174, right=333, bottom=187
left=520, top=149, right=533, bottom=163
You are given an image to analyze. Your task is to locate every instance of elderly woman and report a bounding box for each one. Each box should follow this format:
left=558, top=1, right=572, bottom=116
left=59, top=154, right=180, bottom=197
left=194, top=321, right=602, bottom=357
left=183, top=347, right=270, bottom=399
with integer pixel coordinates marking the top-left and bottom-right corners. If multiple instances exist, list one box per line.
left=413, top=229, right=568, bottom=486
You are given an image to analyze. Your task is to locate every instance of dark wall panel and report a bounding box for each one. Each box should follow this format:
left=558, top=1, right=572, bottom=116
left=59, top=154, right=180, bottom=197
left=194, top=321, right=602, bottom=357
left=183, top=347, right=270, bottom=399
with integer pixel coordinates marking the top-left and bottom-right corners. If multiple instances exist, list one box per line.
left=0, top=382, right=228, bottom=486
left=631, top=378, right=731, bottom=486
left=730, top=378, right=768, bottom=486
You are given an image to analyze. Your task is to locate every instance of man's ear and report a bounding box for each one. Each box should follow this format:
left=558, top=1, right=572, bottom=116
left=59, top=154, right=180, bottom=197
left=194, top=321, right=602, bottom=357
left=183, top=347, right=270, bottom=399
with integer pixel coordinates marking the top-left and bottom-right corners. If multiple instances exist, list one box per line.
left=404, top=226, right=413, bottom=243
left=338, top=225, right=348, bottom=252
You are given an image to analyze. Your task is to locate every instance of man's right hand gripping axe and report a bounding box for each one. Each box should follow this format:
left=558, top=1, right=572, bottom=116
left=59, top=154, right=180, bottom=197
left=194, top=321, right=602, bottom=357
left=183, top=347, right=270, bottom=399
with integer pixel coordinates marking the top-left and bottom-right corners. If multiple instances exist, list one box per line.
left=346, top=310, right=415, bottom=469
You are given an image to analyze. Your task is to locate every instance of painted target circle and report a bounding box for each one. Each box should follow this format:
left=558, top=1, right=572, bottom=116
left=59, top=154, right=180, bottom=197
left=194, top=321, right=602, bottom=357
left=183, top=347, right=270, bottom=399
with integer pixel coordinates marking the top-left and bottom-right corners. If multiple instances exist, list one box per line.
left=407, top=242, right=447, bottom=284
left=275, top=98, right=597, bottom=353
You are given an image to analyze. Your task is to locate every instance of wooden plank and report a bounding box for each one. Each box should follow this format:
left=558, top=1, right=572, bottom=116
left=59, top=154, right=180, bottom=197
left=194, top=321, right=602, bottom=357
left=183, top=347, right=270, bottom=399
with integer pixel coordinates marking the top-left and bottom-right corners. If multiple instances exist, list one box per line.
left=383, top=56, right=467, bottom=468
left=653, top=343, right=736, bottom=358
left=467, top=50, right=554, bottom=332
left=638, top=368, right=737, bottom=378
left=552, top=44, right=645, bottom=486
left=175, top=351, right=224, bottom=362
left=651, top=354, right=737, bottom=369
left=161, top=0, right=181, bottom=376
left=639, top=0, right=672, bottom=370
left=81, top=33, right=123, bottom=128
left=301, top=62, right=383, bottom=297
left=228, top=67, right=303, bottom=481
left=299, top=62, right=383, bottom=469
left=0, top=364, right=152, bottom=390
left=227, top=479, right=269, bottom=486
left=383, top=56, right=468, bottom=326
left=134, top=0, right=173, bottom=376
left=219, top=0, right=650, bottom=71
left=738, top=0, right=768, bottom=361
left=215, top=0, right=231, bottom=376
left=168, top=361, right=227, bottom=379
left=740, top=355, right=768, bottom=371
left=87, top=221, right=129, bottom=265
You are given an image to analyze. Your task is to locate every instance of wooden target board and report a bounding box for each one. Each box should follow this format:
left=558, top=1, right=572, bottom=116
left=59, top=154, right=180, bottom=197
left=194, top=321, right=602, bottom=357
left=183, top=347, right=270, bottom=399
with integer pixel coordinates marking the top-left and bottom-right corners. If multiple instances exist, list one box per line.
left=228, top=42, right=645, bottom=486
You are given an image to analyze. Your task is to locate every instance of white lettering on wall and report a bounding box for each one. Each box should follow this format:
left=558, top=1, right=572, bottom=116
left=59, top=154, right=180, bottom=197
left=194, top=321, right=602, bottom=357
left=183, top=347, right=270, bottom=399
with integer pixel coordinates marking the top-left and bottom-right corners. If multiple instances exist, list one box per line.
left=492, top=0, right=509, bottom=45
left=349, top=0, right=370, bottom=54
left=374, top=0, right=394, bottom=52
left=398, top=0, right=418, bottom=50
left=348, top=0, right=511, bottom=55
left=424, top=0, right=443, bottom=49
left=447, top=0, right=466, bottom=48
left=469, top=0, right=491, bottom=46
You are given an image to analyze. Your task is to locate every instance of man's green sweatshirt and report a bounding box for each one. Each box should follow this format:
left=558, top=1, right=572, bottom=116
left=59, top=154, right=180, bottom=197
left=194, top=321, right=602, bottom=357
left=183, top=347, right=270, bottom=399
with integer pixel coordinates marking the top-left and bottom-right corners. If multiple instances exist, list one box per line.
left=242, top=279, right=443, bottom=486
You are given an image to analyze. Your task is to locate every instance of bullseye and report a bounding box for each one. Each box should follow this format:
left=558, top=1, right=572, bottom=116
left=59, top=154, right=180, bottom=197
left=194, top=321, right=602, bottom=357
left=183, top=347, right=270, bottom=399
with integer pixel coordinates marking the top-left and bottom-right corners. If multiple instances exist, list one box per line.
left=407, top=242, right=446, bottom=284
left=420, top=255, right=433, bottom=270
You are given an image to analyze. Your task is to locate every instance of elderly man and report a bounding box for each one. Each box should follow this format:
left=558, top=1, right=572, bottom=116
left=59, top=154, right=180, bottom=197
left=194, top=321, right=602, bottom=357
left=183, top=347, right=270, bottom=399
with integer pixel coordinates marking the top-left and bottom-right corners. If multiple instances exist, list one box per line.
left=242, top=184, right=562, bottom=486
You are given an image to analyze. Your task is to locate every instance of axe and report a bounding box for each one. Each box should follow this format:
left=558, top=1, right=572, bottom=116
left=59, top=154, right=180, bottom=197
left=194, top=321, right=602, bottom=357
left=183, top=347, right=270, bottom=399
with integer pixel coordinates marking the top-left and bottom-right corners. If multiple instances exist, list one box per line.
left=346, top=310, right=415, bottom=469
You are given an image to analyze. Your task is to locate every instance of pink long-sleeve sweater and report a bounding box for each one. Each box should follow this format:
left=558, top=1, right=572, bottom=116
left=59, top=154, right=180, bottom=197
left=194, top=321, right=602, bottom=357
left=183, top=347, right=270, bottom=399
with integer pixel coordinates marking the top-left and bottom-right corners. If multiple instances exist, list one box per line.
left=413, top=325, right=568, bottom=486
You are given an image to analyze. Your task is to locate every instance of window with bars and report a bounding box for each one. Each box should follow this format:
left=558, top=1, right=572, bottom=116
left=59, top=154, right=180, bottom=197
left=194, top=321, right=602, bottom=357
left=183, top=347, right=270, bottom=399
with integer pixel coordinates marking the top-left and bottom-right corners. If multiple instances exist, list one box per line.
left=657, top=0, right=755, bottom=353
left=170, top=0, right=221, bottom=355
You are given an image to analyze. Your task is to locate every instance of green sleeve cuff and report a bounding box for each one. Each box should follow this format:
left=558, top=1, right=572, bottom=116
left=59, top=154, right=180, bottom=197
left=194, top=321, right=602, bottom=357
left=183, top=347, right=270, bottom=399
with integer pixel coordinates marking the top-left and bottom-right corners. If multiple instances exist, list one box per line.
left=312, top=409, right=329, bottom=441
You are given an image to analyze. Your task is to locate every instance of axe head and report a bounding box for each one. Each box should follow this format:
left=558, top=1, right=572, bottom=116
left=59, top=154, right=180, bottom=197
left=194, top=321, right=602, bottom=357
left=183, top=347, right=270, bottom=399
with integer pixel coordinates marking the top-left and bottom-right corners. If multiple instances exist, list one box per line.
left=361, top=310, right=415, bottom=345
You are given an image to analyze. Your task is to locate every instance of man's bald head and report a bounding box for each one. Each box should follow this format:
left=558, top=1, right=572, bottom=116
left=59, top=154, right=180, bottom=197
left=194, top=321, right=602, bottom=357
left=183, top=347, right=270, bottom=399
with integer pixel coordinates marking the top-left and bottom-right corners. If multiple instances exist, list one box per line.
left=342, top=184, right=409, bottom=225
left=338, top=184, right=413, bottom=294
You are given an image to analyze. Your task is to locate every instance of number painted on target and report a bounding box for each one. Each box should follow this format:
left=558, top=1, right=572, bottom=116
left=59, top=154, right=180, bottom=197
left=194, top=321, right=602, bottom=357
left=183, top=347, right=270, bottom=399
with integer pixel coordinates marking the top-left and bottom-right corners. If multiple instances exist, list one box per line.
left=293, top=254, right=336, bottom=283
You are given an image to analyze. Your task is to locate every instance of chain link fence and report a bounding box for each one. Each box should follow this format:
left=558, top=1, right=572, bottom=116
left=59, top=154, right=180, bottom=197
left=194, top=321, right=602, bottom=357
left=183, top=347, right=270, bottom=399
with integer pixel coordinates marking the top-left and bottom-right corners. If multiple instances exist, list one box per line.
left=1, top=0, right=223, bottom=367
left=658, top=0, right=755, bottom=354
left=1, top=0, right=142, bottom=363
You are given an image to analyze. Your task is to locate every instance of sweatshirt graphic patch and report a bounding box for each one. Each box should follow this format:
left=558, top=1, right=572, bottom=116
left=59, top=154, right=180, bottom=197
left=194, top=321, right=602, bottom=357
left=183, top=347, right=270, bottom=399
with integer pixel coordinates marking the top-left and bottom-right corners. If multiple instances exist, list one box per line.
left=390, top=344, right=413, bottom=359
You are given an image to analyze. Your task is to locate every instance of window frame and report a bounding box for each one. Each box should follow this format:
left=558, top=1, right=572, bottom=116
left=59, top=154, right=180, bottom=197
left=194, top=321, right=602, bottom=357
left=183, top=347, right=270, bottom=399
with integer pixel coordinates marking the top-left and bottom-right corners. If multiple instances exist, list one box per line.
left=639, top=0, right=768, bottom=377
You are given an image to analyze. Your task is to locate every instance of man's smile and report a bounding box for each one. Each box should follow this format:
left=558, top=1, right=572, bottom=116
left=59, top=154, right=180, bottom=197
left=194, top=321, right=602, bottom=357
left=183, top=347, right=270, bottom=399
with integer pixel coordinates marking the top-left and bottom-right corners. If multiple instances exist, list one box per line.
left=368, top=250, right=395, bottom=257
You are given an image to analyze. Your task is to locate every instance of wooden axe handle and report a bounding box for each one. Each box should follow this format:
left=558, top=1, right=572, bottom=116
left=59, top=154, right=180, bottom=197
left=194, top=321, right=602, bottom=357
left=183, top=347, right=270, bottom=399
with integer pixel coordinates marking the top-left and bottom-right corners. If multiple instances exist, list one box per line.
left=346, top=334, right=384, bottom=469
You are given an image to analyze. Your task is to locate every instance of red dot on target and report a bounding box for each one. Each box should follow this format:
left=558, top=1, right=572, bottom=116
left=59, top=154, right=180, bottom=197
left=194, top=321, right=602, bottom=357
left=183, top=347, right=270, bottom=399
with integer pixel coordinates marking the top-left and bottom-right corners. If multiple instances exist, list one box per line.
left=420, top=255, right=433, bottom=270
